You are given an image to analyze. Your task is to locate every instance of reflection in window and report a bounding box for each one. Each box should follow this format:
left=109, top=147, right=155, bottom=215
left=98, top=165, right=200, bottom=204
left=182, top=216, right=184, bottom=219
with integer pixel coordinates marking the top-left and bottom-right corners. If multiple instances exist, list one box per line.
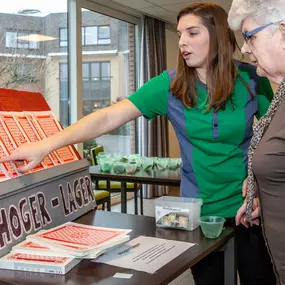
left=82, top=61, right=111, bottom=116
left=81, top=9, right=136, bottom=157
left=11, top=63, right=37, bottom=83
left=98, top=26, right=111, bottom=44
left=5, top=31, right=39, bottom=49
left=59, top=28, right=68, bottom=47
left=0, top=1, right=68, bottom=128
left=84, top=26, right=97, bottom=45
left=59, top=61, right=111, bottom=126
left=60, top=26, right=111, bottom=46
left=59, top=63, right=69, bottom=128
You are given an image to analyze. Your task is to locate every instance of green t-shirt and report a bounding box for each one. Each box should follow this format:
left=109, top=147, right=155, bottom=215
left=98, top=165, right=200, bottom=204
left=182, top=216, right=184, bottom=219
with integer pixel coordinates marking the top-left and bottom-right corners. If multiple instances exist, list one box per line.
left=128, top=61, right=273, bottom=218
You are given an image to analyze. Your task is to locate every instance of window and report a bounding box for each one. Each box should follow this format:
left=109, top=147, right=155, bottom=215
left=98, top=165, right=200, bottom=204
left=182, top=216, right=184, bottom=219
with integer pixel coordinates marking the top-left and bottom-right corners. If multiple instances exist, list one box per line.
left=82, top=26, right=111, bottom=45
left=98, top=26, right=111, bottom=44
left=81, top=9, right=137, bottom=158
left=83, top=26, right=97, bottom=45
left=59, top=63, right=69, bottom=128
left=11, top=63, right=37, bottom=83
left=59, top=28, right=68, bottom=47
left=5, top=31, right=39, bottom=49
left=59, top=61, right=110, bottom=126
left=82, top=61, right=111, bottom=115
left=60, top=26, right=110, bottom=47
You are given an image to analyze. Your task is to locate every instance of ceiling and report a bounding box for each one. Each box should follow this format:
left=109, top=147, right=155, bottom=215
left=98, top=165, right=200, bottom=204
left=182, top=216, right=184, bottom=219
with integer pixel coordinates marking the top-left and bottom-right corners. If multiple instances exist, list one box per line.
left=110, top=0, right=233, bottom=24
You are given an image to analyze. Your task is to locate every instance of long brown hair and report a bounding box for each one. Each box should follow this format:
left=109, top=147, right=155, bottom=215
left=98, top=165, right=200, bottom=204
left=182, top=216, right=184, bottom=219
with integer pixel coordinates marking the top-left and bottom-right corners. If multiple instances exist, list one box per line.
left=171, top=3, right=238, bottom=112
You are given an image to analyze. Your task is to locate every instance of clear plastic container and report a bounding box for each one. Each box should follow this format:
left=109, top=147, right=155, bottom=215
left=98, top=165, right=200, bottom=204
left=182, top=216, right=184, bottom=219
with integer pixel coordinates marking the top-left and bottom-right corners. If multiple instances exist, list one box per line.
left=154, top=196, right=203, bottom=231
left=199, top=216, right=225, bottom=238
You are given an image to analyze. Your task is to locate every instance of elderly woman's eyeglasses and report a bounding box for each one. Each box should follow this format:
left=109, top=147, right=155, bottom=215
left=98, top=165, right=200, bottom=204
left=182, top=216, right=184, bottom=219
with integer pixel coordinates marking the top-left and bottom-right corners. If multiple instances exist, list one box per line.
left=242, top=20, right=285, bottom=42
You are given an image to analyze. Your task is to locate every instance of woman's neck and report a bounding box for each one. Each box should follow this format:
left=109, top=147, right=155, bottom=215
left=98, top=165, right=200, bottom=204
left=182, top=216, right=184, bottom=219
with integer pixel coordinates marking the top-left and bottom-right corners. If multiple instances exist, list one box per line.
left=196, top=68, right=207, bottom=84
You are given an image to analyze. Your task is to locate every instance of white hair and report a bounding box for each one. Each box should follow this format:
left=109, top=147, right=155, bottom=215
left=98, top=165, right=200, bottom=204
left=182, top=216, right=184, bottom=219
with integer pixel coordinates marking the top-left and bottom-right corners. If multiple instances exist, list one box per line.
left=228, top=0, right=285, bottom=31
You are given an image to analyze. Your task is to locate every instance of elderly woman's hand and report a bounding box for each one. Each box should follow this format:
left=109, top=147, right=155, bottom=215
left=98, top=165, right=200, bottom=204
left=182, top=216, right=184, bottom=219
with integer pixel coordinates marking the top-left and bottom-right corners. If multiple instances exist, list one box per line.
left=242, top=177, right=248, bottom=197
left=236, top=197, right=261, bottom=227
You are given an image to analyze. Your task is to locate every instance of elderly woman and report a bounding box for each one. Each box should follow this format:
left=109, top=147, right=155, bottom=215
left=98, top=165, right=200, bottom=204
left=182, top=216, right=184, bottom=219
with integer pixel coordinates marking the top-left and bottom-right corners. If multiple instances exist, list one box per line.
left=228, top=0, right=285, bottom=284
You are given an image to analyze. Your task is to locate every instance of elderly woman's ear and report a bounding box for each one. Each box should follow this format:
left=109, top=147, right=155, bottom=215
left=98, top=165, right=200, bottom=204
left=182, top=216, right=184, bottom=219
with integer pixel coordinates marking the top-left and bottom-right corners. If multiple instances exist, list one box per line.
left=280, top=22, right=285, bottom=49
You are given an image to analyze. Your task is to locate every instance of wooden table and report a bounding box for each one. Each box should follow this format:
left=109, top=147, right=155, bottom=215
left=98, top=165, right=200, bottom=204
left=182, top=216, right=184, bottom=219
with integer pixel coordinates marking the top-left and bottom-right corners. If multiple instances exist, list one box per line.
left=0, top=210, right=237, bottom=285
left=89, top=166, right=181, bottom=213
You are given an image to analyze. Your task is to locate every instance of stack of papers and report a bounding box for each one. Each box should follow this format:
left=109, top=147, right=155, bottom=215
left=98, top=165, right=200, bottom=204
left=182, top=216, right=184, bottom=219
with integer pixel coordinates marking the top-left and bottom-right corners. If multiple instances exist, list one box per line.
left=0, top=222, right=131, bottom=275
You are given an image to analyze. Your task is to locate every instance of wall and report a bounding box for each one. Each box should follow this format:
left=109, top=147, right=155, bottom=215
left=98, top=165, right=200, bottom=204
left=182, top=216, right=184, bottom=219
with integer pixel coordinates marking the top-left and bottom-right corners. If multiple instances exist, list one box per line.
left=165, top=29, right=180, bottom=159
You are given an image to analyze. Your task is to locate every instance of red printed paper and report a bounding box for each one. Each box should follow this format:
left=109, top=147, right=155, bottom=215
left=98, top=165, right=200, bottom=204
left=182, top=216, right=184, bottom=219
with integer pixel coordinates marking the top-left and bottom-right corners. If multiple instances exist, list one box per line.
left=25, top=112, right=61, bottom=165
left=0, top=142, right=19, bottom=178
left=29, top=111, right=78, bottom=164
left=0, top=112, right=44, bottom=172
left=13, top=113, right=55, bottom=168
left=33, top=222, right=130, bottom=247
left=7, top=253, right=69, bottom=264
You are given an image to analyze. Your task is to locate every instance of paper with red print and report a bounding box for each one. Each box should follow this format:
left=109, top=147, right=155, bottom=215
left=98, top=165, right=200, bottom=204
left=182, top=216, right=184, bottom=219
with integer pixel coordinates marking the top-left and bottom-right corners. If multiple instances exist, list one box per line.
left=0, top=123, right=20, bottom=178
left=7, top=252, right=69, bottom=264
left=30, top=222, right=131, bottom=252
left=27, top=111, right=78, bottom=164
left=0, top=112, right=44, bottom=172
left=12, top=240, right=106, bottom=259
left=0, top=112, right=29, bottom=148
left=0, top=141, right=13, bottom=179
left=0, top=252, right=80, bottom=274
left=12, top=240, right=74, bottom=257
left=24, top=112, right=61, bottom=165
left=0, top=142, right=19, bottom=178
left=12, top=112, right=55, bottom=168
left=0, top=169, right=8, bottom=180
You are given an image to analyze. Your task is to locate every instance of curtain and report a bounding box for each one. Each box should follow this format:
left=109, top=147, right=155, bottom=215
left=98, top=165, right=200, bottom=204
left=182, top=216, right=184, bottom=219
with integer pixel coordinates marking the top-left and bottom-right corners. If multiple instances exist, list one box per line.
left=138, top=15, right=169, bottom=198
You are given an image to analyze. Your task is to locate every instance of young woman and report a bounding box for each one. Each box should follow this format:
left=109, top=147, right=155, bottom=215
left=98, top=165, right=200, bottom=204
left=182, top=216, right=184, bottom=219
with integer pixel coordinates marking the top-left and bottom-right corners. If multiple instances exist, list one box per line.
left=2, top=3, right=276, bottom=285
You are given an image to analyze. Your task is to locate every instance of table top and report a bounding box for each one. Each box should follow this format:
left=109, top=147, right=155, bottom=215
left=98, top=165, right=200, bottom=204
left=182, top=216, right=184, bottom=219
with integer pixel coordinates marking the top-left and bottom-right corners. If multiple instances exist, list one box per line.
left=89, top=166, right=181, bottom=186
left=0, top=210, right=235, bottom=285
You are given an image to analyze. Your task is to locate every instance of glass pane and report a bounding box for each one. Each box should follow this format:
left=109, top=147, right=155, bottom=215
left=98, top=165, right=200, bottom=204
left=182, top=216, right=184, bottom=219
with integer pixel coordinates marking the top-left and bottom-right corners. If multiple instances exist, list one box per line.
left=17, top=32, right=29, bottom=48
left=60, top=28, right=67, bottom=41
left=60, top=80, right=69, bottom=128
left=91, top=62, right=100, bottom=79
left=101, top=62, right=110, bottom=79
left=0, top=1, right=69, bottom=128
left=81, top=27, right=84, bottom=45
left=98, top=26, right=110, bottom=39
left=60, top=63, right=68, bottom=79
left=29, top=40, right=39, bottom=49
left=82, top=9, right=137, bottom=162
left=60, top=28, right=68, bottom=47
left=83, top=81, right=90, bottom=100
left=5, top=32, right=17, bottom=48
left=98, top=38, right=111, bottom=44
left=82, top=63, right=89, bottom=79
left=84, top=26, right=97, bottom=45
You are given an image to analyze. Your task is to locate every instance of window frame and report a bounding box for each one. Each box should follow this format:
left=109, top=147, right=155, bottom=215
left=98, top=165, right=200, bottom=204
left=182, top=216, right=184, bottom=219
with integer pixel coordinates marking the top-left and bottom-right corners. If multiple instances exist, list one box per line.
left=82, top=25, right=111, bottom=46
left=5, top=30, right=40, bottom=50
left=61, top=25, right=111, bottom=47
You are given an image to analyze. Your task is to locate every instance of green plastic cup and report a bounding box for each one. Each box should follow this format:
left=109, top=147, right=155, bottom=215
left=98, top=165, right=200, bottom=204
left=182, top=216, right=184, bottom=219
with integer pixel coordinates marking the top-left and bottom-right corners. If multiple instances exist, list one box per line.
left=199, top=216, right=225, bottom=239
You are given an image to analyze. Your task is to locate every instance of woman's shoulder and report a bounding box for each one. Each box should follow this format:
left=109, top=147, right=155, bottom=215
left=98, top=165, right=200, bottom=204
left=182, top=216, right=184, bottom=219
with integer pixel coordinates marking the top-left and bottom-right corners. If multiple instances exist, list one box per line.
left=234, top=60, right=260, bottom=82
left=234, top=60, right=257, bottom=73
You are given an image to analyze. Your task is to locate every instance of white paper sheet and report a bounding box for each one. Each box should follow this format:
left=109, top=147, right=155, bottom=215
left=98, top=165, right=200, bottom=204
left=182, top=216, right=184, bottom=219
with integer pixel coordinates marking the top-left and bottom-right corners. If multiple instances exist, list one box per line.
left=94, top=235, right=195, bottom=274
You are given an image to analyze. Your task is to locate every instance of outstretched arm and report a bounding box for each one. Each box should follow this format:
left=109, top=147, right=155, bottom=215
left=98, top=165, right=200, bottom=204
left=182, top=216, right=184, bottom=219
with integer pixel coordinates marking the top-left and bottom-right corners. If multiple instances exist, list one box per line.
left=0, top=99, right=141, bottom=172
